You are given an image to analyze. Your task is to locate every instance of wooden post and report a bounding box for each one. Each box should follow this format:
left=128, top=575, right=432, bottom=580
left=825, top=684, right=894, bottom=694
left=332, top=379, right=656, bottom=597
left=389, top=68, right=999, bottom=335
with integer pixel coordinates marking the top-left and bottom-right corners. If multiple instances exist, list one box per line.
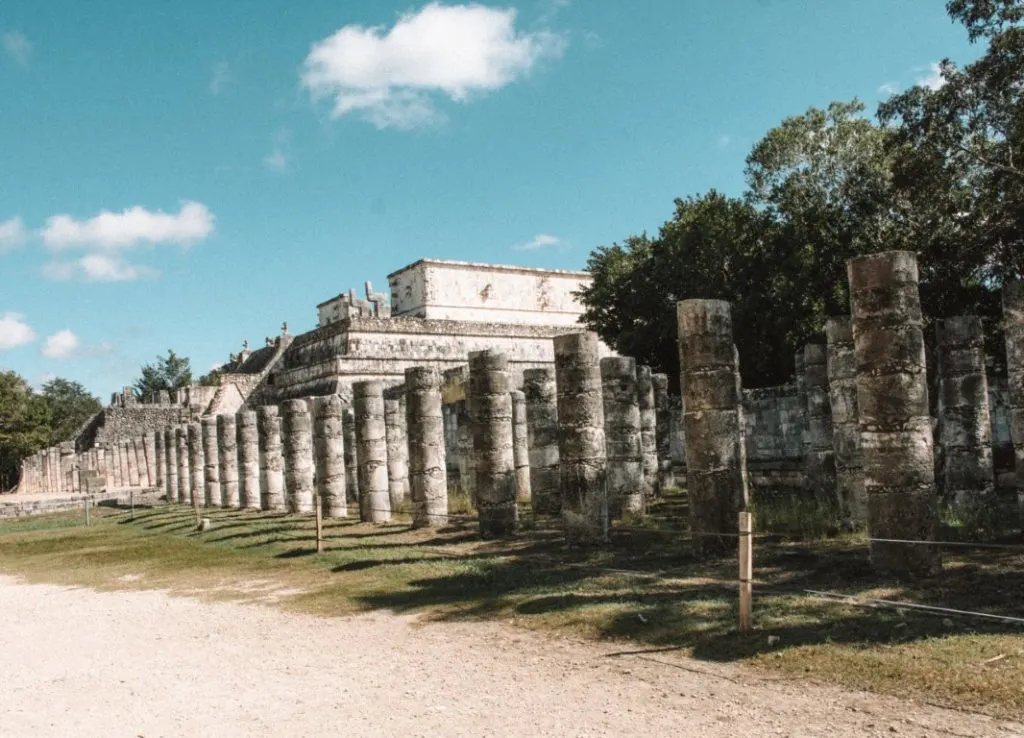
left=314, top=488, right=324, bottom=553
left=84, top=496, right=91, bottom=528
left=738, top=511, right=753, bottom=633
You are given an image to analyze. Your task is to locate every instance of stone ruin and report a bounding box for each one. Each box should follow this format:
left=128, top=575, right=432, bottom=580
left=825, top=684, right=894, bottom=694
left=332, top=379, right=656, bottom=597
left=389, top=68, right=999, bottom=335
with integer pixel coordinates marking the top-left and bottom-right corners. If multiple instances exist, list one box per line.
left=12, top=253, right=1024, bottom=577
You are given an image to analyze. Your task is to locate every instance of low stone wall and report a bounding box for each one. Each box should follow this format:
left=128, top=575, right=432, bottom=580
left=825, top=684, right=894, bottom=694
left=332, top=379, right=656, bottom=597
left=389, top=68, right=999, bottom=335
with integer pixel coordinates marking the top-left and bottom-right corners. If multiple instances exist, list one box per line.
left=0, top=489, right=163, bottom=519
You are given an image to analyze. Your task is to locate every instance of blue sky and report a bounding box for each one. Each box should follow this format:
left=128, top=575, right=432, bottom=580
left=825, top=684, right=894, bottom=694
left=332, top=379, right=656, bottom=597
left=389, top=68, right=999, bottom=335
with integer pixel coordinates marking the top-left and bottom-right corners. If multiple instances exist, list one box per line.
left=0, top=0, right=976, bottom=399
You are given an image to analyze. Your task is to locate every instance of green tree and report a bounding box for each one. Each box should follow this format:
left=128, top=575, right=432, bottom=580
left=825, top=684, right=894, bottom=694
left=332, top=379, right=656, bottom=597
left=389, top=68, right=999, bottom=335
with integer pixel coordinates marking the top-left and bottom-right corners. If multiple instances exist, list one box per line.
left=0, top=371, right=51, bottom=490
left=40, top=378, right=102, bottom=444
left=133, top=350, right=193, bottom=399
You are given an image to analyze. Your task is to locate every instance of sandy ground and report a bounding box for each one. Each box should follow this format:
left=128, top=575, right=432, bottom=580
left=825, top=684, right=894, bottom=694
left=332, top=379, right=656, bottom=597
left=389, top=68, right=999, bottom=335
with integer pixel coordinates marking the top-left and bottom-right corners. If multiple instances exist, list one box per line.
left=0, top=576, right=1020, bottom=738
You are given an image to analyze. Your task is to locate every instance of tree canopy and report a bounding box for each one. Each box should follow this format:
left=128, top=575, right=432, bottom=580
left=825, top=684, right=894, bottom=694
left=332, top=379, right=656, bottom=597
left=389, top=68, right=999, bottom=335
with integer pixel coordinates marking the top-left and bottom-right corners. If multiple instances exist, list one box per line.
left=578, top=0, right=1023, bottom=388
left=133, top=350, right=193, bottom=399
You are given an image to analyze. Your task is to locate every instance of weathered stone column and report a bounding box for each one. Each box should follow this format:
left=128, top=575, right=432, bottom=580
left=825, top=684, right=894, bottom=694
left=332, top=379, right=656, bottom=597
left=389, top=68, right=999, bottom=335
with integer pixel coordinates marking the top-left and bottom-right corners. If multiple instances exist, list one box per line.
left=826, top=317, right=866, bottom=526
left=313, top=396, right=347, bottom=518
left=143, top=433, right=157, bottom=488
left=126, top=440, right=140, bottom=487
left=60, top=448, right=74, bottom=495
left=455, top=401, right=476, bottom=504
left=469, top=350, right=517, bottom=536
left=281, top=399, right=315, bottom=514
left=257, top=406, right=285, bottom=512
left=794, top=350, right=809, bottom=470
left=510, top=390, right=531, bottom=503
left=154, top=430, right=165, bottom=491
left=237, top=411, right=261, bottom=510
left=1005, top=281, right=1024, bottom=509
left=342, top=408, right=359, bottom=507
left=651, top=372, right=670, bottom=494
left=935, top=316, right=995, bottom=507
left=217, top=414, right=240, bottom=508
left=384, top=389, right=410, bottom=509
left=188, top=422, right=206, bottom=507
left=677, top=300, right=749, bottom=557
left=601, top=357, right=644, bottom=517
left=804, top=343, right=837, bottom=503
left=353, top=382, right=390, bottom=522
left=848, top=250, right=941, bottom=576
left=176, top=427, right=190, bottom=505
left=134, top=437, right=148, bottom=487
left=201, top=417, right=221, bottom=508
left=636, top=366, right=659, bottom=501
left=405, top=366, right=448, bottom=527
left=164, top=430, right=178, bottom=502
left=523, top=368, right=560, bottom=515
left=553, top=333, right=607, bottom=542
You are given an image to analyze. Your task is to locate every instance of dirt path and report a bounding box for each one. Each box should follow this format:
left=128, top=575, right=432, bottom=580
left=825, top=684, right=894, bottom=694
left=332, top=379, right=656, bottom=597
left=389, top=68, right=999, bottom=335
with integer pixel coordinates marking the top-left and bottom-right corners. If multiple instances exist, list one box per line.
left=0, top=576, right=1020, bottom=738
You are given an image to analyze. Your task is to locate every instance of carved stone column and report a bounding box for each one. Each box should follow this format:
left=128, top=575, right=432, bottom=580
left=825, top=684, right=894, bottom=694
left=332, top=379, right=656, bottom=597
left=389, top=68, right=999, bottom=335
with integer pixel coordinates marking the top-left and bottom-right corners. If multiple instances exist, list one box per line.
left=384, top=389, right=410, bottom=509
left=406, top=366, right=448, bottom=528
left=217, top=414, right=240, bottom=508
left=511, top=389, right=531, bottom=503
left=804, top=343, right=837, bottom=503
left=201, top=417, right=221, bottom=507
left=523, top=368, right=560, bottom=515
left=469, top=350, right=517, bottom=536
left=281, top=400, right=315, bottom=514
left=258, top=406, right=285, bottom=512
left=636, top=365, right=659, bottom=502
left=237, top=411, right=261, bottom=510
left=353, top=381, right=391, bottom=523
left=601, top=356, right=644, bottom=517
left=176, top=427, right=190, bottom=505
left=188, top=422, right=206, bottom=507
left=848, top=250, right=941, bottom=576
left=826, top=317, right=866, bottom=526
left=313, top=396, right=348, bottom=518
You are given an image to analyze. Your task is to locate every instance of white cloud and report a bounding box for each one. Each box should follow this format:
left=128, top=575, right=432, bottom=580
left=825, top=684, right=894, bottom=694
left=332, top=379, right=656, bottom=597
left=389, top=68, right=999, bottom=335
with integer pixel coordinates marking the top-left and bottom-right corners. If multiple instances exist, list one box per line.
left=210, top=61, right=232, bottom=95
left=43, top=253, right=157, bottom=282
left=301, top=2, right=566, bottom=129
left=40, top=201, right=215, bottom=250
left=41, top=330, right=80, bottom=360
left=2, top=32, right=32, bottom=67
left=0, top=312, right=36, bottom=350
left=263, top=149, right=288, bottom=171
left=514, top=233, right=560, bottom=251
left=0, top=216, right=26, bottom=253
left=877, top=81, right=900, bottom=96
left=916, top=63, right=945, bottom=91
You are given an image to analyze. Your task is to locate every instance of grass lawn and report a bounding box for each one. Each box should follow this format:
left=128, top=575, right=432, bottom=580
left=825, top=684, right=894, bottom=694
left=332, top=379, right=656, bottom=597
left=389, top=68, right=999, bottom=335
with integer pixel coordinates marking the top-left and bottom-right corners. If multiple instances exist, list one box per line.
left=0, top=491, right=1021, bottom=719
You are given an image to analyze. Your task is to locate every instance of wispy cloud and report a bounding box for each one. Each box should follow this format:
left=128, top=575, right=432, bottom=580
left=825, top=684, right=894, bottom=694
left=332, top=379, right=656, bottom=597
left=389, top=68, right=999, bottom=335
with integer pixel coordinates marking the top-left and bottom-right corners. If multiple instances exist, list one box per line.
left=40, top=329, right=113, bottom=359
left=43, top=253, right=158, bottom=283
left=514, top=233, right=561, bottom=251
left=40, top=201, right=214, bottom=251
left=0, top=216, right=26, bottom=253
left=263, top=150, right=288, bottom=172
left=877, top=81, right=900, bottom=96
left=2, top=31, right=32, bottom=67
left=0, top=312, right=36, bottom=350
left=916, top=62, right=945, bottom=91
left=210, top=61, right=232, bottom=95
left=301, top=2, right=566, bottom=129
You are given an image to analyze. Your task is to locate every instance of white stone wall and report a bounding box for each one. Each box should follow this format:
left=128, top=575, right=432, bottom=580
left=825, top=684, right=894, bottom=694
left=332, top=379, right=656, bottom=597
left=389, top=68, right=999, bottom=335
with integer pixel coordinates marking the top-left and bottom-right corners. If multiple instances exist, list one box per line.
left=388, top=260, right=592, bottom=326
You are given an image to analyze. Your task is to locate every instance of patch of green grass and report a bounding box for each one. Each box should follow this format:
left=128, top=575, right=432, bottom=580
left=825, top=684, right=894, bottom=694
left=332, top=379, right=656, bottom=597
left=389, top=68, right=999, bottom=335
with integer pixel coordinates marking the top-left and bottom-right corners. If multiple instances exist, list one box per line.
left=0, top=493, right=1022, bottom=719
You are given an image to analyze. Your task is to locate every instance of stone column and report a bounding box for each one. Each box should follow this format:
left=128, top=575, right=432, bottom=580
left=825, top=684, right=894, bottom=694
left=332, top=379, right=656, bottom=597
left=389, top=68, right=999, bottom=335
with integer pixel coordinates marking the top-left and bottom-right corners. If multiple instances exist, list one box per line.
left=848, top=250, right=941, bottom=577
left=405, top=366, right=448, bottom=527
left=164, top=430, right=178, bottom=502
left=60, top=448, right=74, bottom=495
left=601, top=357, right=644, bottom=518
left=469, top=350, right=517, bottom=536
left=281, top=400, right=315, bottom=514
left=237, top=411, right=261, bottom=510
left=677, top=300, right=749, bottom=557
left=523, top=368, right=560, bottom=515
left=143, top=433, right=157, bottom=488
left=202, top=417, right=221, bottom=508
left=342, top=408, right=360, bottom=507
left=826, top=317, right=866, bottom=526
left=455, top=401, right=476, bottom=504
left=1005, top=281, right=1024, bottom=509
left=935, top=316, right=995, bottom=508
left=134, top=437, right=148, bottom=487
left=553, top=333, right=607, bottom=542
left=511, top=390, right=531, bottom=503
left=125, top=440, right=139, bottom=488
left=154, top=430, right=165, bottom=491
left=188, top=422, right=206, bottom=507
left=636, top=366, right=659, bottom=501
left=258, top=406, right=285, bottom=512
left=651, top=372, right=670, bottom=494
left=313, top=396, right=347, bottom=518
left=353, top=381, right=391, bottom=523
left=384, top=390, right=410, bottom=509
left=804, top=343, right=837, bottom=503
left=176, top=427, right=190, bottom=505
left=217, top=414, right=240, bottom=508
